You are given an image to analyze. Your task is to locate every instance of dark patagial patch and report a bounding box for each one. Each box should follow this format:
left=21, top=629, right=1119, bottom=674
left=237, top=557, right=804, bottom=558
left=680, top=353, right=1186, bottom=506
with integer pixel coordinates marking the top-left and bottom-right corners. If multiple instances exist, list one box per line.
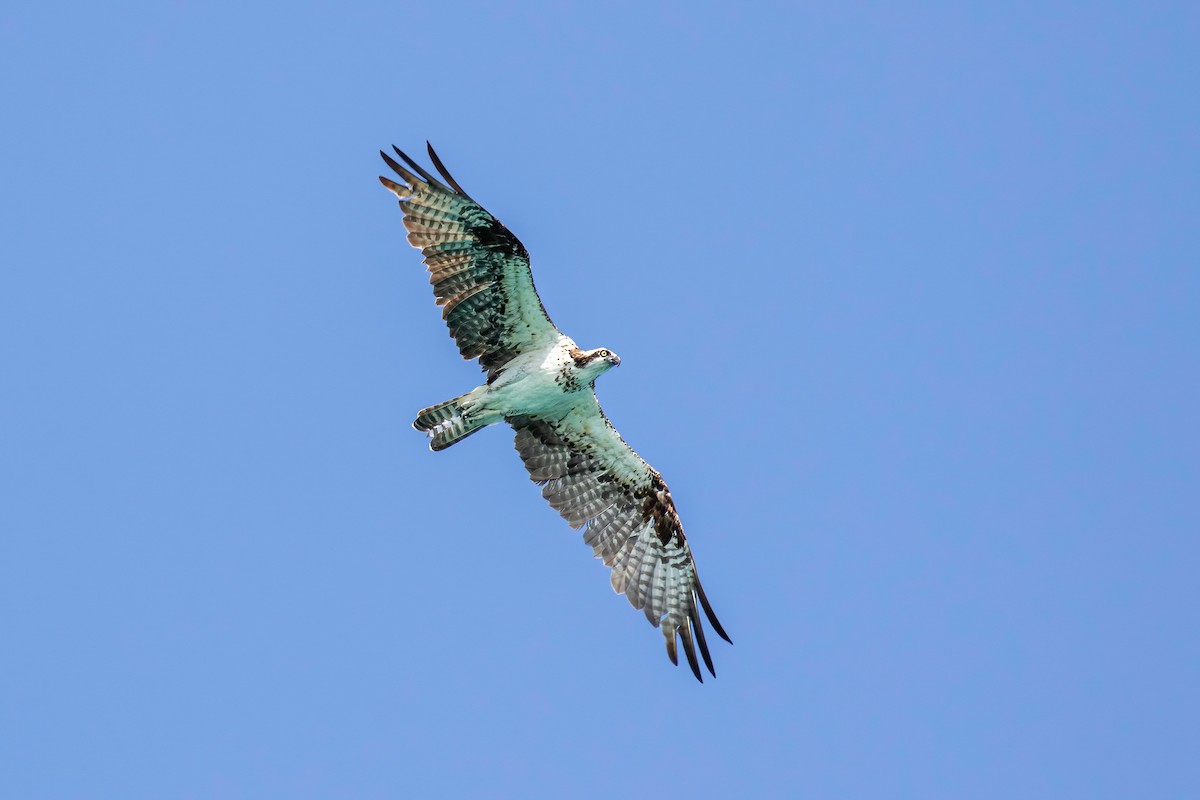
left=384, top=147, right=733, bottom=679
left=469, top=216, right=529, bottom=260
left=639, top=473, right=684, bottom=547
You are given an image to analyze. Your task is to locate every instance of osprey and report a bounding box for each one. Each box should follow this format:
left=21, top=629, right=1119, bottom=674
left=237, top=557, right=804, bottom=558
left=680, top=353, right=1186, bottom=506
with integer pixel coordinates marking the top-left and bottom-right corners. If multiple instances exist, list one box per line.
left=378, top=144, right=730, bottom=680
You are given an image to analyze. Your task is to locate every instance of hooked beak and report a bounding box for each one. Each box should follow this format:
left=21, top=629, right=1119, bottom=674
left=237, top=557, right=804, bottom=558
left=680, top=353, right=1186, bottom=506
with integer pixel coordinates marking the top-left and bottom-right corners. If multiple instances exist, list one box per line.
left=608, top=354, right=621, bottom=367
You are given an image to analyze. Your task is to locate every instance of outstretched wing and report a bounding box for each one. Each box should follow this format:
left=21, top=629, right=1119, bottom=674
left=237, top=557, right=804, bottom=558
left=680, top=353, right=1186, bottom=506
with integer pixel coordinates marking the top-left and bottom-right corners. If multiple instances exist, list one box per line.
left=379, top=144, right=561, bottom=375
left=509, top=396, right=731, bottom=681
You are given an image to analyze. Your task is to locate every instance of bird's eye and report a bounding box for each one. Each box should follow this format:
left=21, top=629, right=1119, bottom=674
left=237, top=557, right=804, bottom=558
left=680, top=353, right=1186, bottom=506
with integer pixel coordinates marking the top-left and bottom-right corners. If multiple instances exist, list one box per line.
left=600, top=350, right=609, bottom=357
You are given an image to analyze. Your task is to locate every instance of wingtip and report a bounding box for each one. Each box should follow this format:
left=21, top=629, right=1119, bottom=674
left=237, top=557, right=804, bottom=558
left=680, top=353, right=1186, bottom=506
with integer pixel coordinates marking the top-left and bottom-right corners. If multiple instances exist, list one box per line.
left=679, top=622, right=704, bottom=682
left=391, top=144, right=450, bottom=190
left=425, top=141, right=473, bottom=200
left=665, top=626, right=704, bottom=682
left=696, top=579, right=732, bottom=644
left=380, top=149, right=417, bottom=184
left=691, top=606, right=717, bottom=678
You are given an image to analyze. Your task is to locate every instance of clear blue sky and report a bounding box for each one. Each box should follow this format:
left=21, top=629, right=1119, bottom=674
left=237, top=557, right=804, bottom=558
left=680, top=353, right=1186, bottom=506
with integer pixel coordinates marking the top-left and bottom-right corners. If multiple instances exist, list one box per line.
left=3, top=2, right=1197, bottom=797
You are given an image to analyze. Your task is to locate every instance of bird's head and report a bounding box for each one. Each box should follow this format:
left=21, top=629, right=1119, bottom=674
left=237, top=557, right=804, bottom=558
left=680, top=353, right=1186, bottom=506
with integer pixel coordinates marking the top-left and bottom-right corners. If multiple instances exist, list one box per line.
left=574, top=347, right=621, bottom=379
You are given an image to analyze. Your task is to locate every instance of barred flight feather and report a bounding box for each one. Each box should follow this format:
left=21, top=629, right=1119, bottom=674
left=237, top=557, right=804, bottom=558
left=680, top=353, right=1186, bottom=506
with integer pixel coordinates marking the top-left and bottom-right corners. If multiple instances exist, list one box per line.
left=380, top=143, right=730, bottom=681
left=508, top=399, right=730, bottom=681
left=379, top=144, right=559, bottom=380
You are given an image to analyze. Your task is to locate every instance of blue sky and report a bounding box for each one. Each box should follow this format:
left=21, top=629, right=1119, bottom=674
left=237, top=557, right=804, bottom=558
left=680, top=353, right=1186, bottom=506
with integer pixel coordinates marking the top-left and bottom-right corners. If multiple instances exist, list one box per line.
left=2, top=1, right=1197, bottom=797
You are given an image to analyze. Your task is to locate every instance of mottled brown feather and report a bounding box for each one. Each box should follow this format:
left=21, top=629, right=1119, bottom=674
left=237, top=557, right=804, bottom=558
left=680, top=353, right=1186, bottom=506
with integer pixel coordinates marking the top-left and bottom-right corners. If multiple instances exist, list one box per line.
left=379, top=145, right=730, bottom=680
left=379, top=146, right=561, bottom=377
left=507, top=401, right=730, bottom=680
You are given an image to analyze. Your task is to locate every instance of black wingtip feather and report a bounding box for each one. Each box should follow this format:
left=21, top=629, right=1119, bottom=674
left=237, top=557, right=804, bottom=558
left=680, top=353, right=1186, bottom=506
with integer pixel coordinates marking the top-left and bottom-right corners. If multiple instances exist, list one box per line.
left=695, top=579, right=732, bottom=644
left=380, top=150, right=418, bottom=185
left=392, top=145, right=449, bottom=191
left=691, top=605, right=716, bottom=678
left=426, top=141, right=475, bottom=201
left=679, top=622, right=704, bottom=683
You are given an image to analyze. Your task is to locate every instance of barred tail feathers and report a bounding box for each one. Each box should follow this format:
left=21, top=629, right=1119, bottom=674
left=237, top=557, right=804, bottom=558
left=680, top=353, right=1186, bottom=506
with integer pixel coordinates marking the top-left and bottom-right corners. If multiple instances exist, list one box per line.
left=413, top=396, right=464, bottom=432
left=413, top=394, right=490, bottom=451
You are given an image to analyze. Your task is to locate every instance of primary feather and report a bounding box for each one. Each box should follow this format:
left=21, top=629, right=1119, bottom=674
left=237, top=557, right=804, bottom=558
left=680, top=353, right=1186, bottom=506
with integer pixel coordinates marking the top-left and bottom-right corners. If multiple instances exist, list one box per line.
left=380, top=143, right=731, bottom=681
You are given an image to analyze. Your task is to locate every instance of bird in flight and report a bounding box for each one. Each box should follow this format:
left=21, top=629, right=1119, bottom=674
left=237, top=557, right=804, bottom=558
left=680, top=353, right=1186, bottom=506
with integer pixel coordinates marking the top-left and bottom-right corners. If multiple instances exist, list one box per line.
left=378, top=143, right=730, bottom=680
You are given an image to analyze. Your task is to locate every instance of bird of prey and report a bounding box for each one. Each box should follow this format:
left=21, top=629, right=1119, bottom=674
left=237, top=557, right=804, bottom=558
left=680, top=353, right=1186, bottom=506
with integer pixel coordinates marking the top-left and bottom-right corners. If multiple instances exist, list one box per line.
left=378, top=143, right=730, bottom=680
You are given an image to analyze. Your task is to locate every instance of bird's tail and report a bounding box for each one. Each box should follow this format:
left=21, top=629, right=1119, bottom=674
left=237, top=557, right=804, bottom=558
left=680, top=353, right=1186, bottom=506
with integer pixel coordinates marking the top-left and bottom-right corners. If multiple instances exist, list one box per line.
left=413, top=394, right=489, bottom=451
